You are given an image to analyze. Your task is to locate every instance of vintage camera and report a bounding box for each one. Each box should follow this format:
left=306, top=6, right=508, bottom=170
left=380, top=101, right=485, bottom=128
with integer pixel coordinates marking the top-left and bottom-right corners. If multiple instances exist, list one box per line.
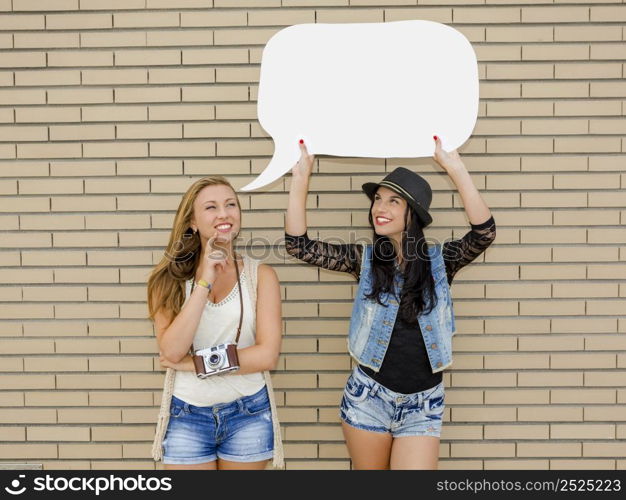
left=193, top=343, right=239, bottom=378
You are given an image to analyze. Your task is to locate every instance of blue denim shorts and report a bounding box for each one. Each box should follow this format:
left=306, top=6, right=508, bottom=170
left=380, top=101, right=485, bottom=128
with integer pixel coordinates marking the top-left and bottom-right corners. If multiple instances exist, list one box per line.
left=162, top=386, right=274, bottom=464
left=340, top=366, right=445, bottom=438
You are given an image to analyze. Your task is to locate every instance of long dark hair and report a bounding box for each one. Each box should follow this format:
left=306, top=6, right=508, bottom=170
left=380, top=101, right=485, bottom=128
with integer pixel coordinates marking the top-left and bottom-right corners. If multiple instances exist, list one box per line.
left=366, top=200, right=437, bottom=325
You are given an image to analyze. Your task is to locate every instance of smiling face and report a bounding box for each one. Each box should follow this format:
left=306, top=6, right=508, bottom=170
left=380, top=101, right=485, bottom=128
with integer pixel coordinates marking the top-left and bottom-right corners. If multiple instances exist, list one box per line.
left=371, top=186, right=408, bottom=240
left=190, top=183, right=241, bottom=246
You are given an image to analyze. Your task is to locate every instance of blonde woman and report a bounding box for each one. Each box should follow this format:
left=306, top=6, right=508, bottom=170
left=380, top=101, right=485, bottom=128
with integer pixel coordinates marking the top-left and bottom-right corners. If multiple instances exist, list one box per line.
left=148, top=176, right=283, bottom=470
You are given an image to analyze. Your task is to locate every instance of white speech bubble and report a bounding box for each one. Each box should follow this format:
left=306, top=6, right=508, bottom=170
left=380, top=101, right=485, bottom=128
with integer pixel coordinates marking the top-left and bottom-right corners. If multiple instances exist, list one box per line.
left=241, top=20, right=479, bottom=191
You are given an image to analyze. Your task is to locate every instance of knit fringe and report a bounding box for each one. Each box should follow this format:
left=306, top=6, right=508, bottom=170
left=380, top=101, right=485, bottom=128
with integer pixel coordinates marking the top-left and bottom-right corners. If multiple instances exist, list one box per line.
left=151, top=367, right=175, bottom=462
left=246, top=256, right=285, bottom=469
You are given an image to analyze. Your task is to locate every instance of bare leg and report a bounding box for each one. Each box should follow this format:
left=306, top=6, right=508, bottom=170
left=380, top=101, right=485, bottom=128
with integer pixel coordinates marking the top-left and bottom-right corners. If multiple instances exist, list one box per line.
left=389, top=436, right=440, bottom=470
left=164, top=461, right=217, bottom=470
left=341, top=421, right=393, bottom=470
left=217, top=459, right=270, bottom=470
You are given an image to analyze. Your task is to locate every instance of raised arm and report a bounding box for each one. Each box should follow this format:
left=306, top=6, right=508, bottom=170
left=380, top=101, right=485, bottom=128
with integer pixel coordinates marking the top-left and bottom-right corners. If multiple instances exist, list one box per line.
left=285, top=140, right=362, bottom=278
left=433, top=135, right=492, bottom=225
left=285, top=140, right=315, bottom=237
left=432, top=135, right=496, bottom=283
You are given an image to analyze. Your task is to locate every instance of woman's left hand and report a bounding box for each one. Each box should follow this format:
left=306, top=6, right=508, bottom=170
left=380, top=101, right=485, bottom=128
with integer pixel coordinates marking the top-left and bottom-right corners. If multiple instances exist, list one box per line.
left=159, top=353, right=195, bottom=372
left=432, top=135, right=466, bottom=174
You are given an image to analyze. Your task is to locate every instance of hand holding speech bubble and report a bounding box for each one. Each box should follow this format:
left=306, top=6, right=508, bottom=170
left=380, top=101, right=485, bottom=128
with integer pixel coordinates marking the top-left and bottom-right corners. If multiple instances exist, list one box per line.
left=241, top=20, right=479, bottom=192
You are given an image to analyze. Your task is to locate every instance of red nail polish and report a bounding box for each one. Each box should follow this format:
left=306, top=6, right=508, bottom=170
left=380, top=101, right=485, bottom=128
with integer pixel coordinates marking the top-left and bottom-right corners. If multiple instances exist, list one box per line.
left=433, top=135, right=438, bottom=141
left=299, top=139, right=304, bottom=144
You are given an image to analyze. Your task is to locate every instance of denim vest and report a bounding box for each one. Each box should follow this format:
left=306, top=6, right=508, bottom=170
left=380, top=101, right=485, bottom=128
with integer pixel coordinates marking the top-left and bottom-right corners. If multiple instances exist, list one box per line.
left=348, top=244, right=456, bottom=374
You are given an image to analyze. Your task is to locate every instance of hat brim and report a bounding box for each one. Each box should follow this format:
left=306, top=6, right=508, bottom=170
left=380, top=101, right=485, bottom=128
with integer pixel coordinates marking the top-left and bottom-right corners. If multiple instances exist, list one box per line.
left=362, top=182, right=433, bottom=228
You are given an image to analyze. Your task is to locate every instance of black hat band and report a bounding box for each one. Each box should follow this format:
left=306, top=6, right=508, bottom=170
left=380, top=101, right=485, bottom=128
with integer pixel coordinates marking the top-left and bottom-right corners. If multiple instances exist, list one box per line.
left=378, top=180, right=421, bottom=207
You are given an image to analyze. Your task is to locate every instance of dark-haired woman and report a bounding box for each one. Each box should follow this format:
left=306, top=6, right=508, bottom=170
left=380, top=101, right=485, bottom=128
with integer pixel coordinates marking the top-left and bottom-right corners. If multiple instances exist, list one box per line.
left=285, top=137, right=495, bottom=469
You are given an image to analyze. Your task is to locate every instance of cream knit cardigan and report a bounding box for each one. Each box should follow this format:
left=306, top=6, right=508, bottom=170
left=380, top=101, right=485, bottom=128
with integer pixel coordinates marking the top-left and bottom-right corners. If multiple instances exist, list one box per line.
left=151, top=256, right=285, bottom=468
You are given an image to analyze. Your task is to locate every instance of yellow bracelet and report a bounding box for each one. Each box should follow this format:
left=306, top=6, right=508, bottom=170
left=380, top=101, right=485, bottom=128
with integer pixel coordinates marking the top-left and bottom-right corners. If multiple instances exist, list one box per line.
left=196, top=279, right=211, bottom=290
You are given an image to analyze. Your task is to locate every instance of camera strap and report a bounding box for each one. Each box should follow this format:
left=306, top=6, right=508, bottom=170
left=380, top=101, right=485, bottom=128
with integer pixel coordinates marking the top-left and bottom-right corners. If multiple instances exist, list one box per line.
left=233, top=255, right=244, bottom=345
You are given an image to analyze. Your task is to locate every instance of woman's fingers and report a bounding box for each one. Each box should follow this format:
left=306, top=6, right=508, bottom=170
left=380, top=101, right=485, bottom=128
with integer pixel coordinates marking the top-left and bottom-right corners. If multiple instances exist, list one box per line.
left=207, top=249, right=227, bottom=266
left=298, top=139, right=314, bottom=164
left=433, top=136, right=441, bottom=157
left=433, top=135, right=443, bottom=160
left=292, top=140, right=307, bottom=172
left=433, top=134, right=452, bottom=168
left=298, top=139, right=308, bottom=157
left=206, top=233, right=227, bottom=255
left=432, top=135, right=465, bottom=172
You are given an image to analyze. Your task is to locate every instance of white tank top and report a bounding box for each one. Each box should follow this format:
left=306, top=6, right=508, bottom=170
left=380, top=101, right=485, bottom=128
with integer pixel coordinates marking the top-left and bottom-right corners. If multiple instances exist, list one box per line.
left=172, top=268, right=265, bottom=406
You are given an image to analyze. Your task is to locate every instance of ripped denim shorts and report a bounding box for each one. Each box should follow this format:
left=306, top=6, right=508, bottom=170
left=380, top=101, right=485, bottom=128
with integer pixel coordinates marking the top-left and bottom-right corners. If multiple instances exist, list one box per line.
left=162, top=386, right=274, bottom=464
left=340, top=366, right=445, bottom=438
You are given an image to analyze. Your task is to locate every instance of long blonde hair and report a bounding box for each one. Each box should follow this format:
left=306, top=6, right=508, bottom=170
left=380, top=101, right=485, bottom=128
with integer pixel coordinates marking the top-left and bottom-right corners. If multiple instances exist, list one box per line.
left=147, top=176, right=241, bottom=321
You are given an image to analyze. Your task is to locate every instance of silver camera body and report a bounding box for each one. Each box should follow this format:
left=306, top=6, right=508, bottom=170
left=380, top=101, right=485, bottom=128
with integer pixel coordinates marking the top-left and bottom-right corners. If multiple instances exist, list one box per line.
left=194, top=343, right=239, bottom=378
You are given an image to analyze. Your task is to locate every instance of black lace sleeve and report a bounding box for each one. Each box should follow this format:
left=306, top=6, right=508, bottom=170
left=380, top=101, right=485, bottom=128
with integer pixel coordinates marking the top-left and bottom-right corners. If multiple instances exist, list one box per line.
left=442, top=216, right=496, bottom=284
left=284, top=232, right=362, bottom=279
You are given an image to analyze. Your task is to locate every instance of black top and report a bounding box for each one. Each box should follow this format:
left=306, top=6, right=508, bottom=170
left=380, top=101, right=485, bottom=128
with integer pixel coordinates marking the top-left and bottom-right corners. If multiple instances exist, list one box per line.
left=285, top=216, right=496, bottom=394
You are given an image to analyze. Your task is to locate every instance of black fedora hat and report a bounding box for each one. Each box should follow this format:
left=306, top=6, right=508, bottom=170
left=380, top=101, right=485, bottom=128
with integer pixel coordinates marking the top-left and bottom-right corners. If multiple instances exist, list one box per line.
left=362, top=167, right=433, bottom=227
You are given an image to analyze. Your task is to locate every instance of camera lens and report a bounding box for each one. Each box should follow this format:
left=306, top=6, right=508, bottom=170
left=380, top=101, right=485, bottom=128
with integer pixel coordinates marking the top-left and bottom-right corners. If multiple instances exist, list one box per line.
left=208, top=353, right=222, bottom=368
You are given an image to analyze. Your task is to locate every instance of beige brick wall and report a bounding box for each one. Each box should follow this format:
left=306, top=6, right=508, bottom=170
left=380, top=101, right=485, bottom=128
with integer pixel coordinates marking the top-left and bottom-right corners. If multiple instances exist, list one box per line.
left=0, top=1, right=624, bottom=470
